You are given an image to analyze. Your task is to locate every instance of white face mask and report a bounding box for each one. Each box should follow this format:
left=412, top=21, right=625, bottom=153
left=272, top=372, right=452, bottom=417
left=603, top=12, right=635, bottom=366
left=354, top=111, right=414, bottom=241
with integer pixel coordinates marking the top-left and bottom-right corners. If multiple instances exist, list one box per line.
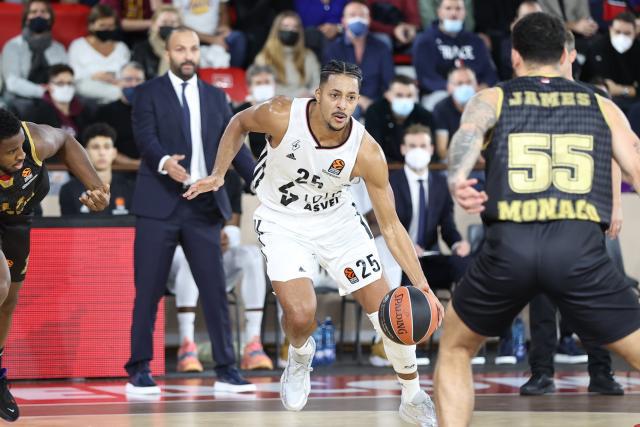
left=611, top=34, right=633, bottom=54
left=50, top=85, right=75, bottom=103
left=251, top=84, right=275, bottom=102
left=404, top=147, right=431, bottom=171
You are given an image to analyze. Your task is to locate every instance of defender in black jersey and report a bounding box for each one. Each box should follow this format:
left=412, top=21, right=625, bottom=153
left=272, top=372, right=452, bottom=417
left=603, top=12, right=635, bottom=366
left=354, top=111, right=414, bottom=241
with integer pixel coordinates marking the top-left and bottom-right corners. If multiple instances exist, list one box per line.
left=434, top=13, right=640, bottom=427
left=0, top=109, right=109, bottom=421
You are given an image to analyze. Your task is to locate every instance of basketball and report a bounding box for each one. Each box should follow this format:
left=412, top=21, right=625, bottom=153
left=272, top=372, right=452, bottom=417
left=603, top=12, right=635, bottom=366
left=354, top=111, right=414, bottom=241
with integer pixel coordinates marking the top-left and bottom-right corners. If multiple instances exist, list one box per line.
left=378, top=286, right=439, bottom=345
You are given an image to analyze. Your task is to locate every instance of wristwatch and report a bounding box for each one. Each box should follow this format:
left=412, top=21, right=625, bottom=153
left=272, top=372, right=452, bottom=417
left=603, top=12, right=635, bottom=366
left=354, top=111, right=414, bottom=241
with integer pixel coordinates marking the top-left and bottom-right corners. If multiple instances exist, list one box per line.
left=623, top=86, right=630, bottom=96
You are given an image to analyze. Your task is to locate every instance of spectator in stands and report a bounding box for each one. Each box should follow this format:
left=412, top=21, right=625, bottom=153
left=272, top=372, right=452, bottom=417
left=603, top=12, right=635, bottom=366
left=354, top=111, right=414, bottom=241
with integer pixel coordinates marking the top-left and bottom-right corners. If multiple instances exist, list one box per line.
left=2, top=0, right=67, bottom=101
left=255, top=11, right=320, bottom=98
left=132, top=5, right=182, bottom=80
left=295, top=0, right=347, bottom=62
left=364, top=74, right=434, bottom=163
left=538, top=0, right=598, bottom=54
left=323, top=1, right=394, bottom=115
left=69, top=4, right=131, bottom=103
left=419, top=0, right=474, bottom=33
left=498, top=0, right=543, bottom=81
left=582, top=12, right=640, bottom=111
left=412, top=0, right=497, bottom=110
left=232, top=0, right=293, bottom=66
left=94, top=62, right=145, bottom=169
left=473, top=0, right=521, bottom=72
left=233, top=64, right=277, bottom=158
left=167, top=169, right=273, bottom=371
left=174, top=0, right=247, bottom=67
left=432, top=67, right=477, bottom=161
left=21, top=64, right=93, bottom=140
left=367, top=0, right=421, bottom=52
left=59, top=123, right=133, bottom=216
left=100, top=0, right=161, bottom=46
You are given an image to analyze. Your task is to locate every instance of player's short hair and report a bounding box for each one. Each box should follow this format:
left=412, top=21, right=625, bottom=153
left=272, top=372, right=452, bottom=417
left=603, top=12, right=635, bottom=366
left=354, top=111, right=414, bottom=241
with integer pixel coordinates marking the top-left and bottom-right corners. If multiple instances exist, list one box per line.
left=320, top=60, right=363, bottom=90
left=613, top=11, right=636, bottom=27
left=403, top=124, right=432, bottom=143
left=390, top=74, right=416, bottom=87
left=564, top=29, right=575, bottom=52
left=81, top=123, right=117, bottom=147
left=48, top=64, right=74, bottom=82
left=512, top=12, right=565, bottom=65
left=245, top=64, right=275, bottom=85
left=0, top=109, right=23, bottom=142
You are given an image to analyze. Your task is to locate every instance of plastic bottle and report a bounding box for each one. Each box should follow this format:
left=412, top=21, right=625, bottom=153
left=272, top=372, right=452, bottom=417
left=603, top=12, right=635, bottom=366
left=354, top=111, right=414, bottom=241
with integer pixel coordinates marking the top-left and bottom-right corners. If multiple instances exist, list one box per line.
left=512, top=317, right=527, bottom=362
left=312, top=322, right=325, bottom=367
left=323, top=317, right=336, bottom=365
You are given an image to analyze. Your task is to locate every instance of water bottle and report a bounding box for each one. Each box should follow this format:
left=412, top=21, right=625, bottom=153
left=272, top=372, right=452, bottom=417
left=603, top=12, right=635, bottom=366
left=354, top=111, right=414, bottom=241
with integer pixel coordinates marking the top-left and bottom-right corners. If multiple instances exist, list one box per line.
left=322, top=317, right=336, bottom=365
left=512, top=317, right=527, bottom=362
left=312, top=322, right=325, bottom=367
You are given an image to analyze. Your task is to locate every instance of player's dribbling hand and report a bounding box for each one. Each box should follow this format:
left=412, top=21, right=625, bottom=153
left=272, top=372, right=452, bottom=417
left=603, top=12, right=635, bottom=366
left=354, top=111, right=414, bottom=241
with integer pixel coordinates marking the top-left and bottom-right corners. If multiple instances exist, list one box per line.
left=80, top=185, right=110, bottom=211
left=418, top=282, right=445, bottom=328
left=451, top=178, right=488, bottom=214
left=183, top=174, right=224, bottom=200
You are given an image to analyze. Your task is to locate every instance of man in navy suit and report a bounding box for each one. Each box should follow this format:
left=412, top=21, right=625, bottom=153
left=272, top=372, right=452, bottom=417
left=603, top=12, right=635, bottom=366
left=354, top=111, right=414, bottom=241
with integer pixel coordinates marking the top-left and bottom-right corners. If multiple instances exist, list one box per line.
left=124, top=27, right=256, bottom=394
left=389, top=124, right=471, bottom=290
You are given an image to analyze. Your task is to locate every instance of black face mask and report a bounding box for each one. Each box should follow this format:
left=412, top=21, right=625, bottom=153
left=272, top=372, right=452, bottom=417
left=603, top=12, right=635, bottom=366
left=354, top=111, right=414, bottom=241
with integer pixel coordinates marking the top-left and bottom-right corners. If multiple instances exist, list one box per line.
left=93, top=29, right=121, bottom=42
left=278, top=30, right=299, bottom=46
left=158, top=26, right=174, bottom=41
left=27, top=16, right=51, bottom=34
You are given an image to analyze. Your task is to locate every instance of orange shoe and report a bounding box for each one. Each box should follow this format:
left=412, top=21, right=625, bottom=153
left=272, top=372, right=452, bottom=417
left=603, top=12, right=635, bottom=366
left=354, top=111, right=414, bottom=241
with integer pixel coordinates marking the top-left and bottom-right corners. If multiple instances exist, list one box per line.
left=241, top=338, right=274, bottom=370
left=177, top=338, right=204, bottom=373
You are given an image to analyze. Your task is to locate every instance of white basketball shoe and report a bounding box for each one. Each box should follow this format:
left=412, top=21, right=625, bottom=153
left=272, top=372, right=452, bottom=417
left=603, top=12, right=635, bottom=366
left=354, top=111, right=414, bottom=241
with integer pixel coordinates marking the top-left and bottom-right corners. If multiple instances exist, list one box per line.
left=399, top=390, right=438, bottom=426
left=280, top=337, right=315, bottom=411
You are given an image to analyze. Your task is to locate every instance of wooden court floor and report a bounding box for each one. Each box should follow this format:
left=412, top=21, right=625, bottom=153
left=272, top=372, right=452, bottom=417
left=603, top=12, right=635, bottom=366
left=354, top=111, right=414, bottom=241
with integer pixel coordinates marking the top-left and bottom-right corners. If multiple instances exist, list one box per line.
left=8, top=370, right=640, bottom=426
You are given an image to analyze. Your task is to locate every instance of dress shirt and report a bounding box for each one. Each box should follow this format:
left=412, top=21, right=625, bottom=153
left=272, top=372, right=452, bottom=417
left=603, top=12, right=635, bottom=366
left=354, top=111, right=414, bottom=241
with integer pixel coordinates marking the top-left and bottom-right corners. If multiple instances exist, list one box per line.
left=404, top=165, right=429, bottom=244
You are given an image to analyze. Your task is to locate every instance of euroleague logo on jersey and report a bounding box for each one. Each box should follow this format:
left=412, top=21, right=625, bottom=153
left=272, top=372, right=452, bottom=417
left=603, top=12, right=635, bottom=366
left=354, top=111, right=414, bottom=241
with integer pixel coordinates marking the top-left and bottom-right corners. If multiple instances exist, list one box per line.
left=327, top=159, right=345, bottom=176
left=344, top=267, right=359, bottom=284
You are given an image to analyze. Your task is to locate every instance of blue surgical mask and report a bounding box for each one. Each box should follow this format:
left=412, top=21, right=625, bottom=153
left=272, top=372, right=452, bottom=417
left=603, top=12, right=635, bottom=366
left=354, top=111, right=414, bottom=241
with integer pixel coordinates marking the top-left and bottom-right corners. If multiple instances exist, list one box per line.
left=442, top=19, right=463, bottom=34
left=122, top=86, right=137, bottom=104
left=452, top=84, right=475, bottom=105
left=347, top=17, right=369, bottom=38
left=391, top=98, right=415, bottom=117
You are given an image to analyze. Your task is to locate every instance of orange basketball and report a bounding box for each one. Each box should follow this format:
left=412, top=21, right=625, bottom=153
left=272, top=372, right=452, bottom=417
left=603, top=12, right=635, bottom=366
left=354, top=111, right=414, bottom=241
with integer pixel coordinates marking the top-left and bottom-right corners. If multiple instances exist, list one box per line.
left=378, top=286, right=439, bottom=345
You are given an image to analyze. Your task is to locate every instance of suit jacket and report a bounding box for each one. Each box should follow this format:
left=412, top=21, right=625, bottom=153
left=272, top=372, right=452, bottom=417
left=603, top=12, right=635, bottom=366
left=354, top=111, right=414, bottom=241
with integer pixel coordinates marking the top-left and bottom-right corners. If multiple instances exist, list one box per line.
left=131, top=73, right=255, bottom=219
left=389, top=169, right=461, bottom=251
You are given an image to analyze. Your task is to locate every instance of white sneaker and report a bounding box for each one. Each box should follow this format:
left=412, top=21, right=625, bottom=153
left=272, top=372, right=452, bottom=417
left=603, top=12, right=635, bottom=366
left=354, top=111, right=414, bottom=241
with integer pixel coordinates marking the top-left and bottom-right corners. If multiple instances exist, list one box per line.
left=399, top=390, right=438, bottom=426
left=280, top=337, right=315, bottom=411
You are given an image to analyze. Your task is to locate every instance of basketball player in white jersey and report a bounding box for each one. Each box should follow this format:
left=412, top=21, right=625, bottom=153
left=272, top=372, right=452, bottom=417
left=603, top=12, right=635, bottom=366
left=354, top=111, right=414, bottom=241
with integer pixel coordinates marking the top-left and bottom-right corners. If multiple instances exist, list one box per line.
left=185, top=60, right=444, bottom=426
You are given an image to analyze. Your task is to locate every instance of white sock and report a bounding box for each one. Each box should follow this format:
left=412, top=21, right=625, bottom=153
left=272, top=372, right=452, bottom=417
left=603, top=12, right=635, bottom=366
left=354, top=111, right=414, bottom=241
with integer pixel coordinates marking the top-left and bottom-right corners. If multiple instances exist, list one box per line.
left=244, top=310, right=263, bottom=345
left=291, top=337, right=314, bottom=363
left=177, top=312, right=196, bottom=343
left=398, top=376, right=421, bottom=402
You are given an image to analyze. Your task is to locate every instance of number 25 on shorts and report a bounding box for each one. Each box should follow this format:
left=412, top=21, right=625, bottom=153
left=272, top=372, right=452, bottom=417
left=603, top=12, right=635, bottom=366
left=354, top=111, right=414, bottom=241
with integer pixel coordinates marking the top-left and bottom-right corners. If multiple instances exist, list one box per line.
left=508, top=133, right=594, bottom=194
left=342, top=254, right=381, bottom=285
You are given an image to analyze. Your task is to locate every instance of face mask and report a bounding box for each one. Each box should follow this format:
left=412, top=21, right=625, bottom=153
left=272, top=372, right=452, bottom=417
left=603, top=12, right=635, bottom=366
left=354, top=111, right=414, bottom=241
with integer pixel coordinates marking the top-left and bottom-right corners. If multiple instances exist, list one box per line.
left=442, top=19, right=463, bottom=34
left=158, top=26, right=174, bottom=41
left=404, top=147, right=431, bottom=171
left=391, top=98, right=415, bottom=117
left=50, top=85, right=75, bottom=103
left=27, top=16, right=50, bottom=34
left=122, top=86, right=136, bottom=103
left=278, top=30, right=299, bottom=46
left=346, top=17, right=369, bottom=38
left=452, top=84, right=475, bottom=105
left=93, top=30, right=121, bottom=42
left=611, top=34, right=633, bottom=54
left=251, top=84, right=275, bottom=102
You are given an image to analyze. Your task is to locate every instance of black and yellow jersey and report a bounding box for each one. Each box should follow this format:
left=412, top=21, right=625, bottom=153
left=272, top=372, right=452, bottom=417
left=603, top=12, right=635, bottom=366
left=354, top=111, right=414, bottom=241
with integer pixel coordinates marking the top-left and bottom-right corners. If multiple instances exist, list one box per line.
left=482, top=76, right=612, bottom=227
left=0, top=122, right=49, bottom=216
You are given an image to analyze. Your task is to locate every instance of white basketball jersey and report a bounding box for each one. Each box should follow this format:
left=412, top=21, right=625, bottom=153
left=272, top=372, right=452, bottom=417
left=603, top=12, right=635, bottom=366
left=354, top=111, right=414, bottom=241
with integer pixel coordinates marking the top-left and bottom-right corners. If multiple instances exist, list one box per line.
left=252, top=98, right=366, bottom=217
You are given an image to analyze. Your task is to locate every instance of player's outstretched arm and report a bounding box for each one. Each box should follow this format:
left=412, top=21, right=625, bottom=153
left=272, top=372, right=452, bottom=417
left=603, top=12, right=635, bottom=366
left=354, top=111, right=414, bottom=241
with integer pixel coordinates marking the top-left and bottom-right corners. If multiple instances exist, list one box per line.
left=184, top=96, right=291, bottom=199
left=29, top=123, right=110, bottom=211
left=447, top=88, right=500, bottom=213
left=354, top=135, right=444, bottom=324
left=598, top=95, right=640, bottom=195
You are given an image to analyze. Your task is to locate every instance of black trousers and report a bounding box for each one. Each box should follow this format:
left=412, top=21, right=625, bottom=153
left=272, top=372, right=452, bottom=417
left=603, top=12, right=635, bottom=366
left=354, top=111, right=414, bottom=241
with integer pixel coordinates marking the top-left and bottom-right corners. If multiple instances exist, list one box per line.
left=125, top=197, right=235, bottom=376
left=402, top=254, right=471, bottom=290
left=528, top=293, right=612, bottom=377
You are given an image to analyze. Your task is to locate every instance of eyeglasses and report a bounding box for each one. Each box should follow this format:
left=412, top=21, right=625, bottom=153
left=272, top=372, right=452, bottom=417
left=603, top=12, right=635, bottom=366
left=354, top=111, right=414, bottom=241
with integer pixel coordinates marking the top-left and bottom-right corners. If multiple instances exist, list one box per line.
left=121, top=77, right=144, bottom=83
